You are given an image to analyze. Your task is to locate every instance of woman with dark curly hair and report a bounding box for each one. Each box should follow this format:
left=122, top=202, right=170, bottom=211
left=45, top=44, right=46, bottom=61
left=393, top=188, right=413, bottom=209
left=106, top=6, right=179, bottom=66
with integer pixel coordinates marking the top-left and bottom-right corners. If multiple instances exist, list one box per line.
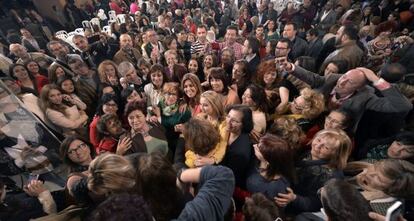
left=255, top=60, right=299, bottom=114
left=242, top=84, right=268, bottom=142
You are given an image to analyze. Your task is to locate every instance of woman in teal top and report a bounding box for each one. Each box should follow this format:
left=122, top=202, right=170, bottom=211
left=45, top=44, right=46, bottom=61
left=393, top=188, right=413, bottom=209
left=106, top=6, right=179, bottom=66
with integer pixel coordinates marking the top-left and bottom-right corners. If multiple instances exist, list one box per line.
left=265, top=20, right=280, bottom=41
left=152, top=82, right=191, bottom=157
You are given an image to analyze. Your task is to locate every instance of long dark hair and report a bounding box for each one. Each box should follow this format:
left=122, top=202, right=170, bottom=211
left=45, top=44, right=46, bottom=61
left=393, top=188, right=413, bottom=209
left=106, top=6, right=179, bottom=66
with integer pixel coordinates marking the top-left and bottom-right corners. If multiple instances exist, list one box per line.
left=135, top=152, right=184, bottom=221
left=60, top=135, right=95, bottom=172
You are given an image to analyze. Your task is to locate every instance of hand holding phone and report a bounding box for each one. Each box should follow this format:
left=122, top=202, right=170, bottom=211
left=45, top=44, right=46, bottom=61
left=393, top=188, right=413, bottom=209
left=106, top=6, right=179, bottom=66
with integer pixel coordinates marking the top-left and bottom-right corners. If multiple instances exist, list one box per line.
left=386, top=201, right=403, bottom=221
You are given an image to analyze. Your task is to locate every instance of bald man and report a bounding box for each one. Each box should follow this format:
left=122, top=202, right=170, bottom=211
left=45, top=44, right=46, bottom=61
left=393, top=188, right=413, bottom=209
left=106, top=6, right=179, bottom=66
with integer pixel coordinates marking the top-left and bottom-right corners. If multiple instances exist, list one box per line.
left=283, top=62, right=412, bottom=132
left=113, top=33, right=142, bottom=65
left=9, top=43, right=54, bottom=70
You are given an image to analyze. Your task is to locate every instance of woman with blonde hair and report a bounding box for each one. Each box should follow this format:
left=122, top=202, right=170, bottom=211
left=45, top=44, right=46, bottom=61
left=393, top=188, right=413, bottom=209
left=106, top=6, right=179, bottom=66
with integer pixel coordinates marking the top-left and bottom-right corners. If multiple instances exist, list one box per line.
left=269, top=116, right=305, bottom=151
left=275, top=128, right=352, bottom=213
left=181, top=73, right=203, bottom=116
left=184, top=91, right=228, bottom=167
left=87, top=153, right=137, bottom=196
left=279, top=88, right=325, bottom=133
left=97, top=60, right=121, bottom=87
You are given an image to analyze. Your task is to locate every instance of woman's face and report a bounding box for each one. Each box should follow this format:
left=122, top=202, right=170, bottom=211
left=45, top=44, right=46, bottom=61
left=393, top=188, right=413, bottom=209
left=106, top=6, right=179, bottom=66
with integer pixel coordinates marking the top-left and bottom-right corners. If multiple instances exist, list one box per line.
left=226, top=109, right=243, bottom=134
left=324, top=63, right=339, bottom=76
left=290, top=96, right=308, bottom=115
left=165, top=90, right=178, bottom=106
left=104, top=64, right=119, bottom=85
left=311, top=135, right=337, bottom=161
left=13, top=66, right=29, bottom=80
left=168, top=39, right=178, bottom=50
left=242, top=89, right=256, bottom=108
left=68, top=139, right=91, bottom=165
left=127, top=90, right=143, bottom=103
left=102, top=100, right=118, bottom=115
left=356, top=164, right=393, bottom=192
left=48, top=89, right=62, bottom=105
left=128, top=109, right=147, bottom=131
left=200, top=97, right=214, bottom=115
left=27, top=62, right=39, bottom=74
left=221, top=51, right=232, bottom=65
left=232, top=64, right=245, bottom=81
left=210, top=78, right=224, bottom=93
left=203, top=55, right=214, bottom=68
left=183, top=79, right=197, bottom=98
left=166, top=54, right=178, bottom=66
left=105, top=118, right=123, bottom=136
left=268, top=20, right=274, bottom=30
left=140, top=65, right=150, bottom=76
left=61, top=79, right=75, bottom=94
left=263, top=71, right=277, bottom=85
left=324, top=111, right=346, bottom=130
left=265, top=42, right=272, bottom=54
left=151, top=71, right=163, bottom=88
left=55, top=67, right=66, bottom=79
left=387, top=141, right=414, bottom=159
left=188, top=60, right=199, bottom=73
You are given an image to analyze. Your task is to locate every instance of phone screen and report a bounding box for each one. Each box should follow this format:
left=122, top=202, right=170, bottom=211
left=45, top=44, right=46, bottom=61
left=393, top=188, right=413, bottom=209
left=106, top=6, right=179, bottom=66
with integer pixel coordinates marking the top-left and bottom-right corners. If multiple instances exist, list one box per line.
left=28, top=174, right=39, bottom=183
left=386, top=201, right=403, bottom=221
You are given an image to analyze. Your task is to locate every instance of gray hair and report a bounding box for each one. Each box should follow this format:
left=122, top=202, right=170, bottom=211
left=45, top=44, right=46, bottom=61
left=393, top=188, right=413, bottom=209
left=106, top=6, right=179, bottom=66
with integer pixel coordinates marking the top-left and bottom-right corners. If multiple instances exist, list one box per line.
left=118, top=61, right=135, bottom=77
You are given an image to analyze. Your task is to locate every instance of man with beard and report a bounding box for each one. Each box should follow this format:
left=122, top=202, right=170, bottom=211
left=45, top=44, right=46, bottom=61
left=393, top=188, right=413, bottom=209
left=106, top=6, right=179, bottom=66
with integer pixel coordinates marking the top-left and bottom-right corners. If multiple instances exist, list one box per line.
left=320, top=25, right=364, bottom=72
left=113, top=33, right=142, bottom=66
left=72, top=34, right=117, bottom=68
left=47, top=40, right=81, bottom=76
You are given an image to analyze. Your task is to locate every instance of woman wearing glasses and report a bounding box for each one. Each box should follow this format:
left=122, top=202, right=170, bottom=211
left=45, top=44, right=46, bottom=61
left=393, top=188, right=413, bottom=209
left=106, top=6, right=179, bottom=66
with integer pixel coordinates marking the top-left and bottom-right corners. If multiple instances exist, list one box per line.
left=279, top=88, right=325, bottom=133
left=60, top=135, right=95, bottom=174
left=150, top=82, right=191, bottom=157
left=220, top=105, right=254, bottom=188
left=274, top=129, right=352, bottom=214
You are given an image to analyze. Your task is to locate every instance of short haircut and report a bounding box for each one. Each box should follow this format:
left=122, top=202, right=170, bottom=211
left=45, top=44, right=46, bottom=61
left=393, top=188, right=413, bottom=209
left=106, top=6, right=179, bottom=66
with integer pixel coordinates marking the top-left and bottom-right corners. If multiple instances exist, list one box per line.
left=307, top=28, right=319, bottom=37
left=183, top=118, right=220, bottom=156
left=124, top=99, right=147, bottom=117
left=163, top=82, right=182, bottom=97
left=174, top=23, right=186, bottom=34
left=342, top=25, right=359, bottom=41
left=197, top=24, right=207, bottom=31
left=118, top=61, right=136, bottom=77
left=285, top=22, right=298, bottom=31
left=246, top=37, right=260, bottom=55
left=277, top=38, right=292, bottom=49
left=97, top=113, right=120, bottom=140
left=226, top=25, right=238, bottom=33
left=46, top=40, right=63, bottom=52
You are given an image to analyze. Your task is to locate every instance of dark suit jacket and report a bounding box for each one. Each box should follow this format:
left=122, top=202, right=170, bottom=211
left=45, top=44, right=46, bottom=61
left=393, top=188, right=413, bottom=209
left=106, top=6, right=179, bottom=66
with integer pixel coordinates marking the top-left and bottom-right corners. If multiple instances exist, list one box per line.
left=305, top=38, right=323, bottom=58
left=314, top=10, right=337, bottom=32
left=247, top=54, right=260, bottom=75
left=291, top=65, right=413, bottom=130
left=289, top=37, right=308, bottom=61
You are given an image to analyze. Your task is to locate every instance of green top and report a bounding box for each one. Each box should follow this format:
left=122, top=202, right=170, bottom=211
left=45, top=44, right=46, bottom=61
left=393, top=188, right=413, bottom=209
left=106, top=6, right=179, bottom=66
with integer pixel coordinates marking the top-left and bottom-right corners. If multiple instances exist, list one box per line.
left=266, top=31, right=280, bottom=41
left=145, top=136, right=168, bottom=155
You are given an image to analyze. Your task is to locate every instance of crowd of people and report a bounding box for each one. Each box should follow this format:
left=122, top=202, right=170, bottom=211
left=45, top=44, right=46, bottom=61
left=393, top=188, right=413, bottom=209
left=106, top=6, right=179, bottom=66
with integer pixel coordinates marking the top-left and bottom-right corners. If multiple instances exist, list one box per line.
left=1, top=0, right=414, bottom=220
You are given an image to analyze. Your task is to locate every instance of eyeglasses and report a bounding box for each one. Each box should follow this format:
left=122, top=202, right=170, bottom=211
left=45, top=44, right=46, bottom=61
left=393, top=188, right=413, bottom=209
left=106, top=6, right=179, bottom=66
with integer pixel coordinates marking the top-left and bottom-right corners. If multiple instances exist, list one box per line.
left=68, top=143, right=87, bottom=155
left=292, top=98, right=309, bottom=111
left=104, top=103, right=118, bottom=107
left=325, top=115, right=343, bottom=126
left=165, top=92, right=178, bottom=97
left=276, top=47, right=288, bottom=50
left=226, top=115, right=242, bottom=124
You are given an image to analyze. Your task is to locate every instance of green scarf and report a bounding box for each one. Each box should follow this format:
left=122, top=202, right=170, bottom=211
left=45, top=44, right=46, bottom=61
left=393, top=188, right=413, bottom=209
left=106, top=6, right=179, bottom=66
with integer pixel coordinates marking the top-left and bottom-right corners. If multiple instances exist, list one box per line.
left=160, top=99, right=178, bottom=116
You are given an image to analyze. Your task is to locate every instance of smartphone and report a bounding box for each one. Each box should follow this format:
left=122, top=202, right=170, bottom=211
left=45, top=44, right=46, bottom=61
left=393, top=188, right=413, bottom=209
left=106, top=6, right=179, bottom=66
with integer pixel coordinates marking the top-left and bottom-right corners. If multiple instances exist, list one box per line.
left=386, top=201, right=403, bottom=221
left=28, top=174, right=39, bottom=183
